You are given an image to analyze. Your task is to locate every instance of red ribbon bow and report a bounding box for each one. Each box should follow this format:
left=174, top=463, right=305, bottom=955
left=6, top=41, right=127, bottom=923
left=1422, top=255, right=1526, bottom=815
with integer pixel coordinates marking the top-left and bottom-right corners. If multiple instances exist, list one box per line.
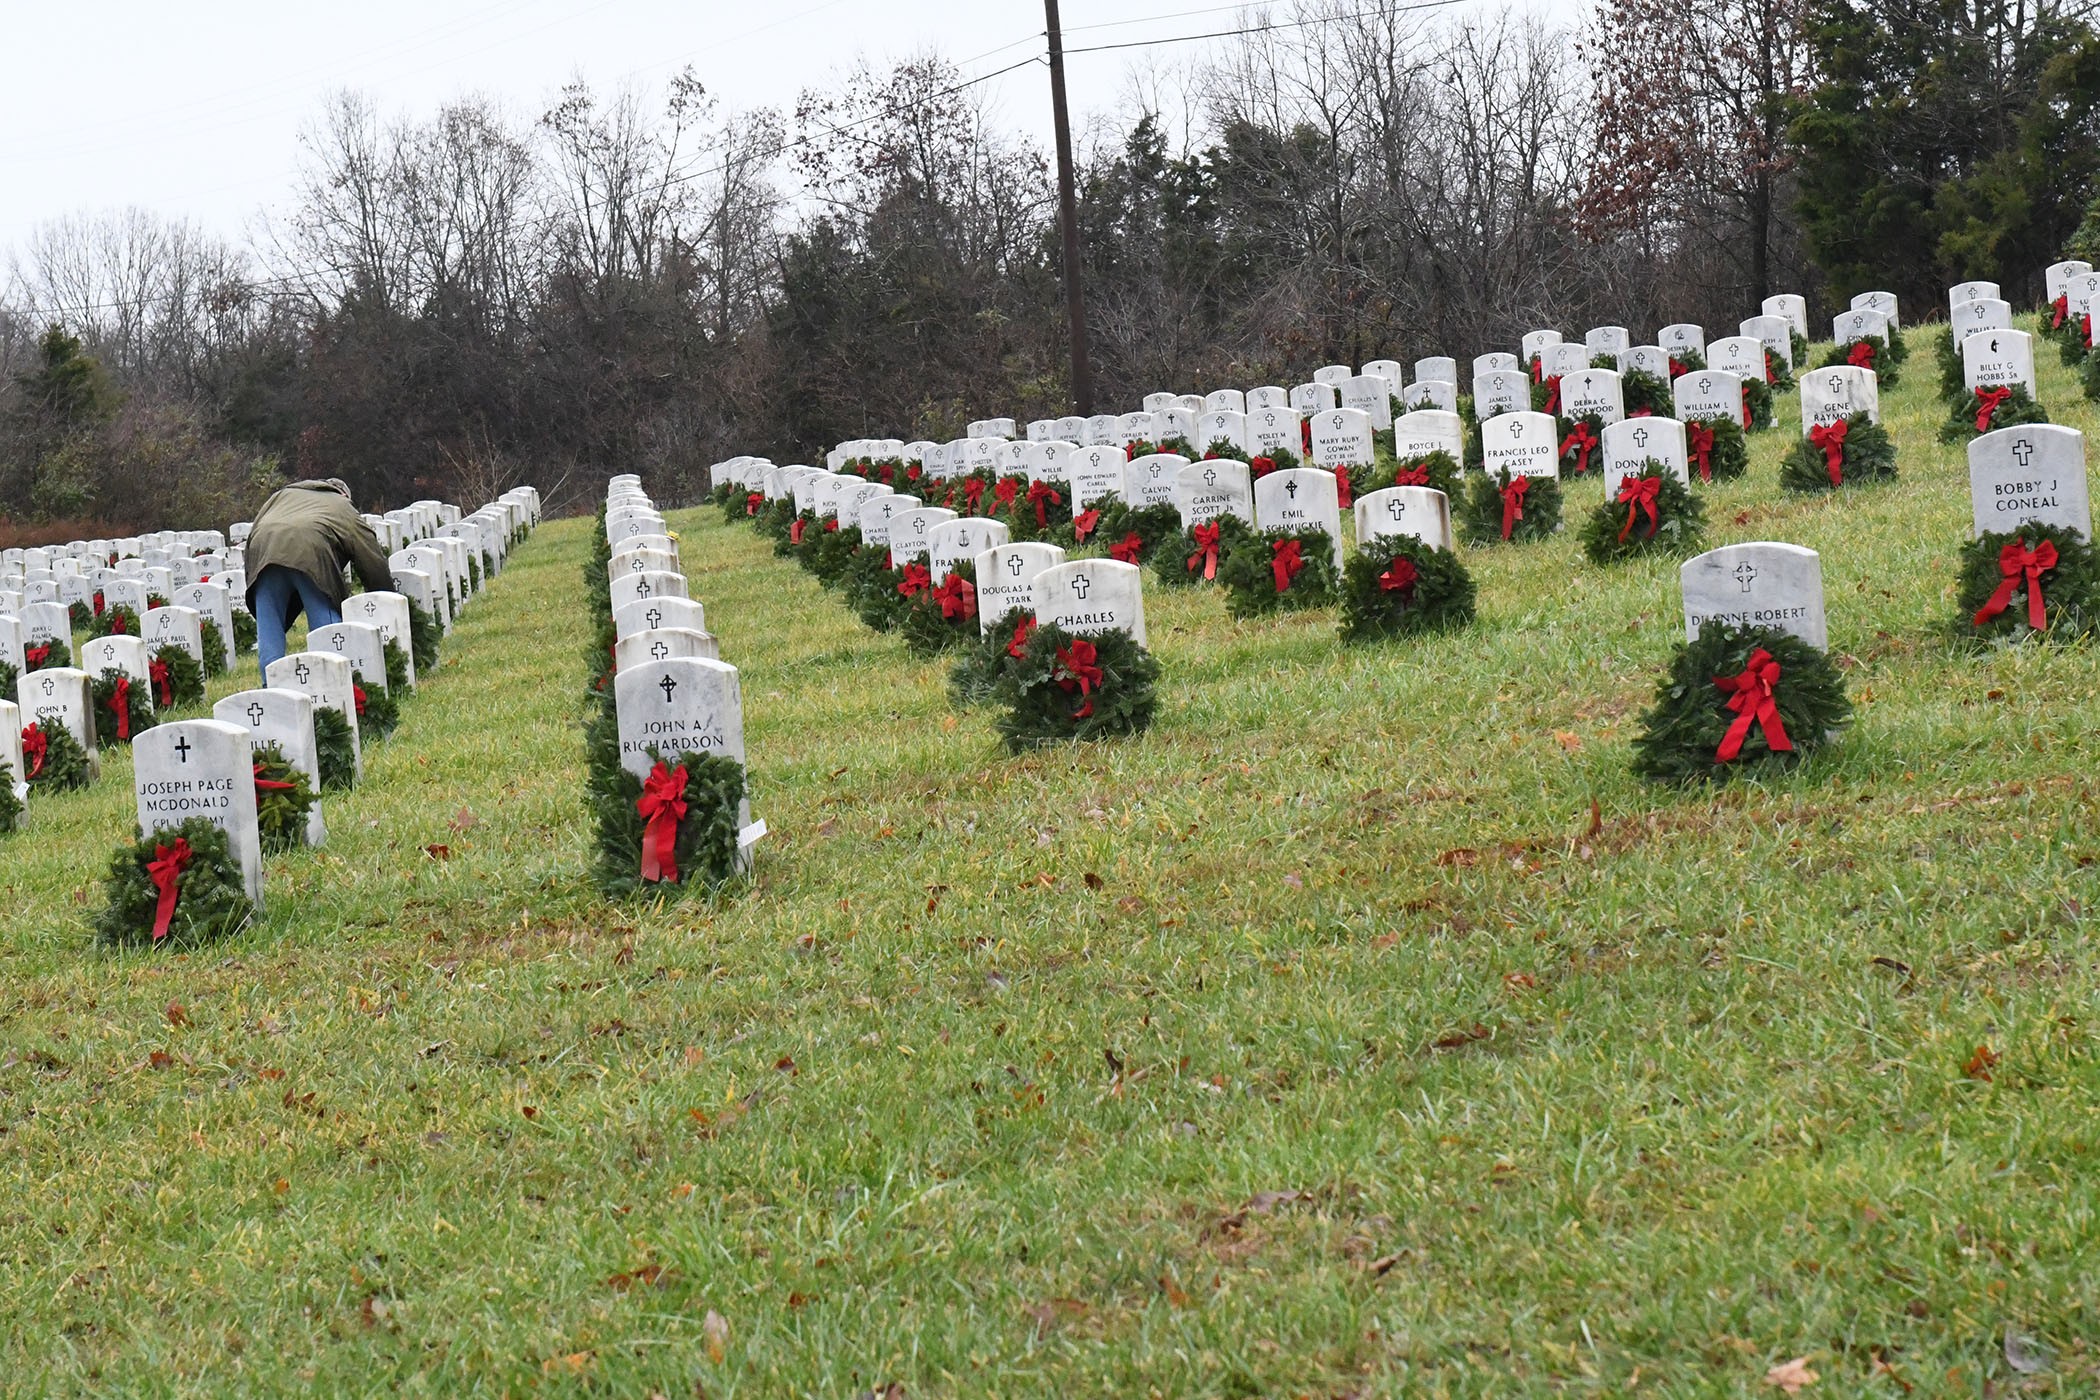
left=745, top=492, right=763, bottom=516
left=1846, top=340, right=1876, bottom=369
left=973, top=478, right=998, bottom=511
left=1542, top=374, right=1563, bottom=414
left=148, top=838, right=195, bottom=942
left=789, top=517, right=807, bottom=545
left=353, top=684, right=368, bottom=717
left=150, top=658, right=173, bottom=708
left=1669, top=356, right=1689, bottom=379
left=22, top=725, right=47, bottom=780
left=1109, top=531, right=1145, bottom=564
left=635, top=761, right=689, bottom=884
left=93, top=591, right=105, bottom=616
left=110, top=611, right=130, bottom=635
left=1499, top=476, right=1529, bottom=540
left=1072, top=508, right=1101, bottom=543
left=111, top=676, right=134, bottom=740
left=1808, top=419, right=1848, bottom=486
left=1560, top=422, right=1598, bottom=475
left=2051, top=294, right=2068, bottom=330
left=2084, top=313, right=2093, bottom=350
left=25, top=643, right=51, bottom=669
left=1334, top=464, right=1353, bottom=508
left=1616, top=474, right=1662, bottom=542
left=1006, top=616, right=1036, bottom=660
left=1249, top=455, right=1276, bottom=478
left=1187, top=522, right=1222, bottom=580
left=824, top=518, right=839, bottom=533
left=1271, top=538, right=1305, bottom=592
left=1714, top=649, right=1793, bottom=763
left=1763, top=349, right=1779, bottom=384
left=1393, top=464, right=1430, bottom=487
left=878, top=464, right=896, bottom=483
left=1973, top=385, right=2013, bottom=433
left=1053, top=638, right=1104, bottom=719
left=1686, top=422, right=1715, bottom=482
left=1026, top=480, right=1062, bottom=526
left=897, top=563, right=932, bottom=597
left=1378, top=557, right=1418, bottom=596
left=934, top=574, right=977, bottom=621
left=905, top=463, right=923, bottom=482
left=1975, top=537, right=2059, bottom=630
left=253, top=762, right=297, bottom=793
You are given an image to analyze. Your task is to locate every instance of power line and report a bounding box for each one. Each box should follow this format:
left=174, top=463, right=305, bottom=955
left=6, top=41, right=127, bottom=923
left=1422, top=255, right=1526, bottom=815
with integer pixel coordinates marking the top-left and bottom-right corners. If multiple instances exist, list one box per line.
left=1062, top=0, right=1467, bottom=55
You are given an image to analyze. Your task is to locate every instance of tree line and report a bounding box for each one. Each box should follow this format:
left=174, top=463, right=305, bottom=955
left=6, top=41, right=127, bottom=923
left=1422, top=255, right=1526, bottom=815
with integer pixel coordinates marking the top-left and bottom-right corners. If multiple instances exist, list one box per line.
left=4, top=0, right=2098, bottom=533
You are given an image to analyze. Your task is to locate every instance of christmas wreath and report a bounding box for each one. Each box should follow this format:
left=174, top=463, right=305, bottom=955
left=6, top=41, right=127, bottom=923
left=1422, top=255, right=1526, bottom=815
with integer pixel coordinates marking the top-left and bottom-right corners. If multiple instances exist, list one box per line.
left=252, top=741, right=318, bottom=854
left=899, top=561, right=980, bottom=657
left=1460, top=469, right=1563, bottom=546
left=1556, top=414, right=1608, bottom=479
left=1632, top=623, right=1850, bottom=784
left=1764, top=348, right=1796, bottom=391
left=21, top=717, right=92, bottom=792
left=1531, top=374, right=1566, bottom=416
left=992, top=620, right=1159, bottom=751
left=407, top=598, right=441, bottom=677
left=353, top=672, right=399, bottom=741
left=1157, top=434, right=1197, bottom=457
left=757, top=498, right=796, bottom=546
left=2050, top=304, right=2088, bottom=365
left=1941, top=383, right=2048, bottom=442
left=1668, top=348, right=1709, bottom=377
left=199, top=619, right=230, bottom=678
left=1363, top=449, right=1463, bottom=500
left=784, top=509, right=822, bottom=564
left=1743, top=377, right=1775, bottom=432
left=806, top=522, right=861, bottom=587
left=1089, top=501, right=1182, bottom=565
left=468, top=555, right=483, bottom=593
left=1201, top=438, right=1246, bottom=464
left=1218, top=528, right=1341, bottom=618
left=1154, top=514, right=1259, bottom=589
left=1779, top=413, right=1898, bottom=493
left=1934, top=333, right=1967, bottom=405
left=150, top=646, right=204, bottom=710
left=68, top=600, right=96, bottom=631
left=593, top=750, right=749, bottom=898
left=87, top=605, right=137, bottom=641
left=1682, top=416, right=1749, bottom=483
left=233, top=610, right=257, bottom=655
left=724, top=486, right=759, bottom=526
left=585, top=620, right=616, bottom=699
left=1591, top=352, right=1620, bottom=370
left=1957, top=522, right=2100, bottom=642
left=1788, top=330, right=1809, bottom=370
left=1622, top=369, right=1673, bottom=418
left=844, top=547, right=910, bottom=632
left=1578, top=467, right=1709, bottom=564
left=0, top=758, right=19, bottom=834
left=24, top=638, right=71, bottom=674
left=1338, top=536, right=1475, bottom=644
left=1049, top=504, right=1113, bottom=552
left=93, top=818, right=254, bottom=950
left=1005, top=479, right=1072, bottom=541
left=315, top=705, right=357, bottom=791
left=90, top=668, right=157, bottom=745
left=950, top=607, right=1032, bottom=707
left=385, top=638, right=412, bottom=693
left=1820, top=335, right=1898, bottom=387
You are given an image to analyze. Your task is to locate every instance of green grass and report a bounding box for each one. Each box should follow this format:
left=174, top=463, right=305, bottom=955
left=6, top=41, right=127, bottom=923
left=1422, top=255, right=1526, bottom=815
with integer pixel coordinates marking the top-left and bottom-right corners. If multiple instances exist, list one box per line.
left=6, top=324, right=2100, bottom=1396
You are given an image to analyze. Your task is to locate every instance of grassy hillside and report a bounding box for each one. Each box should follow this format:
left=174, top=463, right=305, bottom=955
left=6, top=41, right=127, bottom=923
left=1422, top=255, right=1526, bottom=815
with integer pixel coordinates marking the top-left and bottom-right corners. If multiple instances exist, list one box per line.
left=5, top=324, right=2099, bottom=1396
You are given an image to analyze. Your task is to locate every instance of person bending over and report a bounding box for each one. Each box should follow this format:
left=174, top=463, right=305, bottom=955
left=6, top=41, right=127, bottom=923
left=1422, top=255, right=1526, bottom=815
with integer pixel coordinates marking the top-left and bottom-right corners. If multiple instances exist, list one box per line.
left=244, top=478, right=393, bottom=679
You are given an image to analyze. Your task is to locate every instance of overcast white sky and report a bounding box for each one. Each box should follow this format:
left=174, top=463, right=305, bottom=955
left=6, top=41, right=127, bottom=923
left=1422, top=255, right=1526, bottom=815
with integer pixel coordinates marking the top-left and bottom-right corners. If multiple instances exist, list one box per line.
left=0, top=0, right=1589, bottom=258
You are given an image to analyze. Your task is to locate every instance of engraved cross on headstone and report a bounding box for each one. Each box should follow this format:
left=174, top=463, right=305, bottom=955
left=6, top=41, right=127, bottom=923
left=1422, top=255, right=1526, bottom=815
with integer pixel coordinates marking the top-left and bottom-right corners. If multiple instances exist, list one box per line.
left=1203, top=467, right=1218, bottom=487
left=644, top=607, right=662, bottom=629
left=650, top=640, right=669, bottom=661
left=294, top=660, right=311, bottom=686
left=174, top=735, right=192, bottom=763
left=330, top=633, right=346, bottom=652
left=2012, top=438, right=2035, bottom=468
left=1735, top=562, right=1758, bottom=593
left=658, top=674, right=678, bottom=704
left=1284, top=479, right=1299, bottom=499
left=1006, top=556, right=1024, bottom=577
left=1632, top=427, right=1649, bottom=449
left=246, top=703, right=265, bottom=726
left=1386, top=499, right=1407, bottom=521
left=635, top=578, right=652, bottom=597
left=1069, top=575, right=1091, bottom=599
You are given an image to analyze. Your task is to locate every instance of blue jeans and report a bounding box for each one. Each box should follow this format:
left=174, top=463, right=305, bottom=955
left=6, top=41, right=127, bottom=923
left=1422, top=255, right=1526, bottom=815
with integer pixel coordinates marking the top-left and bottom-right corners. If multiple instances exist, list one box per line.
left=253, top=565, right=343, bottom=682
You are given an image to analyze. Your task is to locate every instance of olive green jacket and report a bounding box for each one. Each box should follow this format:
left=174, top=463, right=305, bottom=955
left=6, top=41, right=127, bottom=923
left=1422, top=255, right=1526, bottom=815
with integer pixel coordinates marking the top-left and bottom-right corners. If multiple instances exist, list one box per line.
left=243, top=481, right=394, bottom=612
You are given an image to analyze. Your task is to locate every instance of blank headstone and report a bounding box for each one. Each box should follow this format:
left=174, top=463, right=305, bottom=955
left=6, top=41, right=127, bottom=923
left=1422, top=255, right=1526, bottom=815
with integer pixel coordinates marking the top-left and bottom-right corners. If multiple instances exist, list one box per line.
left=1253, top=468, right=1344, bottom=567
left=1968, top=425, right=2089, bottom=539
left=974, top=542, right=1066, bottom=632
left=134, top=720, right=263, bottom=906
left=215, top=689, right=326, bottom=846
left=1032, top=560, right=1148, bottom=648
left=1681, top=543, right=1827, bottom=649
left=1354, top=487, right=1453, bottom=552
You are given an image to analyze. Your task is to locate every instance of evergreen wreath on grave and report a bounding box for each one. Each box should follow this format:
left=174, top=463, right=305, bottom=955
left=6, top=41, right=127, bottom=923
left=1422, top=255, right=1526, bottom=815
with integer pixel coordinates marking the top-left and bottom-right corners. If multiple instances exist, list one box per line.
left=586, top=617, right=617, bottom=697
left=1820, top=334, right=1899, bottom=386
left=786, top=509, right=823, bottom=564
left=1338, top=535, right=1475, bottom=644
left=1123, top=439, right=1159, bottom=460
left=251, top=741, right=318, bottom=855
left=1557, top=413, right=1608, bottom=478
left=1742, top=376, right=1775, bottom=431
left=1463, top=420, right=1485, bottom=472
left=939, top=471, right=997, bottom=517
left=807, top=522, right=862, bottom=587
left=2078, top=349, right=2100, bottom=405
left=2050, top=305, right=2088, bottom=364
left=90, top=668, right=158, bottom=745
left=1956, top=521, right=2100, bottom=643
left=1217, top=527, right=1341, bottom=618
left=1578, top=466, right=1709, bottom=564
left=1363, top=448, right=1463, bottom=499
left=1788, top=331, right=1809, bottom=369
left=0, top=661, right=13, bottom=703
left=992, top=620, right=1159, bottom=751
left=1779, top=412, right=1898, bottom=493
left=843, top=546, right=906, bottom=632
left=0, top=759, right=19, bottom=835
left=468, top=555, right=483, bottom=592
left=1622, top=369, right=1673, bottom=418
left=900, top=560, right=980, bottom=657
left=1201, top=438, right=1246, bottom=463
left=1157, top=434, right=1197, bottom=457
left=314, top=706, right=357, bottom=792
left=585, top=508, right=613, bottom=622
left=1883, top=324, right=1909, bottom=363
left=1049, top=503, right=1111, bottom=552
left=406, top=598, right=442, bottom=678
left=949, top=607, right=1031, bottom=707
left=710, top=480, right=736, bottom=510
left=1940, top=383, right=2048, bottom=443
left=1590, top=352, right=1620, bottom=369
left=353, top=672, right=399, bottom=741
left=1764, top=348, right=1797, bottom=391
left=757, top=497, right=795, bottom=546
left=199, top=619, right=229, bottom=678
left=150, top=646, right=204, bottom=709
left=1668, top=348, right=1709, bottom=377
left=1532, top=374, right=1565, bottom=416
left=385, top=638, right=411, bottom=692
left=68, top=600, right=95, bottom=631
left=1631, top=622, right=1851, bottom=784
left=24, top=638, right=72, bottom=674
left=1006, top=478, right=1072, bottom=540
left=22, top=717, right=91, bottom=792
left=593, top=749, right=748, bottom=899
left=233, top=609, right=257, bottom=654
left=147, top=592, right=170, bottom=610
left=1934, top=332, right=1967, bottom=404
left=1251, top=444, right=1302, bottom=474
left=93, top=817, right=254, bottom=950
left=725, top=487, right=758, bottom=526
left=87, top=604, right=138, bottom=641
left=1091, top=500, right=1182, bottom=565
left=1682, top=415, right=1750, bottom=483
left=1154, top=514, right=1258, bottom=589
left=1459, top=468, right=1564, bottom=546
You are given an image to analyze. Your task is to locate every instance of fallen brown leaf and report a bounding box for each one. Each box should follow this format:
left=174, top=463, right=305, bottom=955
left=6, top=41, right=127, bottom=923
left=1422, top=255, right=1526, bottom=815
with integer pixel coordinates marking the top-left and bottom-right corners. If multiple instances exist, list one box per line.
left=1553, top=730, right=1582, bottom=752
left=1436, top=848, right=1481, bottom=867
left=1028, top=1297, right=1088, bottom=1337
left=422, top=844, right=451, bottom=861
left=1765, top=1357, right=1817, bottom=1392
left=148, top=1050, right=174, bottom=1070
left=449, top=806, right=478, bottom=832
left=1083, top=871, right=1103, bottom=890
left=702, top=1308, right=729, bottom=1364
left=606, top=1263, right=671, bottom=1291
left=165, top=1001, right=189, bottom=1028
left=1432, top=1023, right=1492, bottom=1050
left=1964, top=1044, right=1999, bottom=1081
left=1159, top=1275, right=1190, bottom=1307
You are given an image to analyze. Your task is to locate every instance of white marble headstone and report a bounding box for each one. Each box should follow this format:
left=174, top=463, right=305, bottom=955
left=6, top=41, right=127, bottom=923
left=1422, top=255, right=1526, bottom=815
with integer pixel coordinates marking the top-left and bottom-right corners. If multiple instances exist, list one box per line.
left=928, top=517, right=1009, bottom=584
left=1308, top=409, right=1374, bottom=470
left=134, top=720, right=263, bottom=905
left=1175, top=459, right=1254, bottom=529
left=1354, top=487, right=1452, bottom=552
left=616, top=628, right=720, bottom=672
left=613, top=595, right=706, bottom=641
left=1066, top=447, right=1128, bottom=511
left=1681, top=543, right=1827, bottom=649
left=1673, top=370, right=1744, bottom=424
left=1602, top=417, right=1690, bottom=495
left=974, top=542, right=1065, bottom=633
left=1473, top=370, right=1529, bottom=419
left=1481, top=412, right=1560, bottom=480
left=214, top=688, right=325, bottom=845
left=265, top=651, right=361, bottom=781
left=1968, top=425, right=2089, bottom=540
left=1962, top=328, right=2036, bottom=395
left=1031, top=560, right=1147, bottom=648
left=18, top=667, right=98, bottom=776
left=1253, top=468, right=1344, bottom=567
left=1799, top=366, right=1880, bottom=431
left=1559, top=369, right=1625, bottom=425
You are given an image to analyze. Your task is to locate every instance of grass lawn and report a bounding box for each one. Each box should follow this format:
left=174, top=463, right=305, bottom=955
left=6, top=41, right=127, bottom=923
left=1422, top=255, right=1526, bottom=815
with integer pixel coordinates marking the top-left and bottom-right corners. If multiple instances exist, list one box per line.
left=5, top=323, right=2100, bottom=1397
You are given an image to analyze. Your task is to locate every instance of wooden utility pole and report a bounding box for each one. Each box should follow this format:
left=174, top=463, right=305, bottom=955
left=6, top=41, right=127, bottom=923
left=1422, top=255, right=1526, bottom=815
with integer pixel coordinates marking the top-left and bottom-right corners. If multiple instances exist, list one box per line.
left=1045, top=0, right=1094, bottom=415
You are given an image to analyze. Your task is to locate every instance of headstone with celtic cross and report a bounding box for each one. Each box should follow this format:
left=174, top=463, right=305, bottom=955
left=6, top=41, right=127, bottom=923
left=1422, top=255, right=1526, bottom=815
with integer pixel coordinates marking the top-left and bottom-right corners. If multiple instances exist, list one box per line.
left=1480, top=411, right=1561, bottom=480
left=1253, top=468, right=1344, bottom=567
left=974, top=542, right=1066, bottom=634
left=1681, top=543, right=1827, bottom=649
left=214, top=689, right=326, bottom=846
left=1968, top=425, right=2090, bottom=539
left=1354, top=486, right=1453, bottom=552
left=1602, top=417, right=1690, bottom=495
left=266, top=651, right=361, bottom=781
left=1175, top=459, right=1254, bottom=530
left=134, top=720, right=264, bottom=905
left=1031, top=559, right=1147, bottom=648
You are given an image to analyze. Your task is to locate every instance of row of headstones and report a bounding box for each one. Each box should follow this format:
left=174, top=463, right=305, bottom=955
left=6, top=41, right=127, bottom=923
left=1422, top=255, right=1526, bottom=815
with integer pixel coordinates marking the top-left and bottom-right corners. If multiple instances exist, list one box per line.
left=0, top=488, right=541, bottom=877
left=602, top=477, right=764, bottom=870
